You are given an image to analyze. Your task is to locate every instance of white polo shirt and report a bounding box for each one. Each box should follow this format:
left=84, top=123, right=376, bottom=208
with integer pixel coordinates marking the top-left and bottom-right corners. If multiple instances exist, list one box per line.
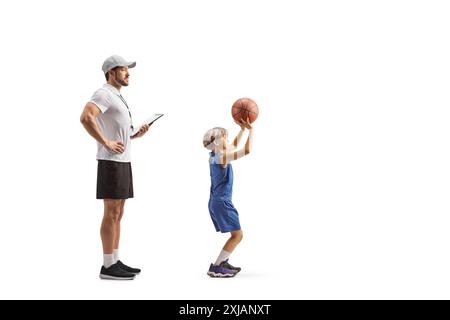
left=89, top=84, right=133, bottom=162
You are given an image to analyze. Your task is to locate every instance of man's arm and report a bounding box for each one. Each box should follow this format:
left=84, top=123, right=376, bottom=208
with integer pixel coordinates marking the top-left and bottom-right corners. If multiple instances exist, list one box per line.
left=80, top=102, right=124, bottom=154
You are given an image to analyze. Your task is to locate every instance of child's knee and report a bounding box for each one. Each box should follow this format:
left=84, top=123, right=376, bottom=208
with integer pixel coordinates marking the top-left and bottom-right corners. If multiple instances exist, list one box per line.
left=231, top=230, right=243, bottom=242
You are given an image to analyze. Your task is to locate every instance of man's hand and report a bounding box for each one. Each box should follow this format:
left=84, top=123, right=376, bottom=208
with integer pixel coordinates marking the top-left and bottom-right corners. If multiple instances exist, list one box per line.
left=105, top=140, right=125, bottom=153
left=132, top=123, right=151, bottom=139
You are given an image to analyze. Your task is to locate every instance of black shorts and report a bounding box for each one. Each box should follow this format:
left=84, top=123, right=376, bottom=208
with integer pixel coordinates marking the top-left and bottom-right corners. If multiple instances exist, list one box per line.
left=97, top=160, right=134, bottom=199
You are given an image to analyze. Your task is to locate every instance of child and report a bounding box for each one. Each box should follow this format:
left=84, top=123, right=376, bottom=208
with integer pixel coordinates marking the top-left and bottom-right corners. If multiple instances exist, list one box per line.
left=203, top=117, right=254, bottom=277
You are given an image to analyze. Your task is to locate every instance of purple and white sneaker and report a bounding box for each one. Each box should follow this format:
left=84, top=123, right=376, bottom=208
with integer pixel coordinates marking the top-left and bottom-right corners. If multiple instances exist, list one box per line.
left=207, top=261, right=238, bottom=278
left=222, top=259, right=241, bottom=273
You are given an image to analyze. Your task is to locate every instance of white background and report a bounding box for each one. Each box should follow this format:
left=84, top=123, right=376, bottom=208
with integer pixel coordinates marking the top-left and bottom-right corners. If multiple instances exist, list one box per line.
left=0, top=0, right=449, bottom=299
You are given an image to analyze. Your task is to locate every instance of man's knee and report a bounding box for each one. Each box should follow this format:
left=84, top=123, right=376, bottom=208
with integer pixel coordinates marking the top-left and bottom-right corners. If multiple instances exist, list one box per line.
left=118, top=200, right=126, bottom=220
left=104, top=201, right=122, bottom=223
left=117, top=210, right=124, bottom=222
left=104, top=208, right=121, bottom=222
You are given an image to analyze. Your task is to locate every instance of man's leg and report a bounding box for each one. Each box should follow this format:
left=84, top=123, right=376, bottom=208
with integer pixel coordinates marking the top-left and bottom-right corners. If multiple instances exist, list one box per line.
left=101, top=199, right=122, bottom=262
left=113, top=199, right=126, bottom=261
left=99, top=198, right=135, bottom=279
left=109, top=199, right=141, bottom=274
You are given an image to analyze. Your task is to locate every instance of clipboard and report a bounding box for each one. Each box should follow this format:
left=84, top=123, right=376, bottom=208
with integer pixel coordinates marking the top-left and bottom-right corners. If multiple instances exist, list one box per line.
left=130, top=113, right=164, bottom=137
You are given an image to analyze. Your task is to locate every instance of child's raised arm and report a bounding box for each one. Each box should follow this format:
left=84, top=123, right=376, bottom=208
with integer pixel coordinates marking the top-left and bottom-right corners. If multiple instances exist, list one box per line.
left=218, top=118, right=253, bottom=165
left=231, top=120, right=246, bottom=149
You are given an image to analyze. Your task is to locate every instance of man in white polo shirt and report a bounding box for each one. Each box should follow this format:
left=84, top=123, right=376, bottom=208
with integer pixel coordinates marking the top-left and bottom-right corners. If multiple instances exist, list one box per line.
left=80, top=55, right=150, bottom=280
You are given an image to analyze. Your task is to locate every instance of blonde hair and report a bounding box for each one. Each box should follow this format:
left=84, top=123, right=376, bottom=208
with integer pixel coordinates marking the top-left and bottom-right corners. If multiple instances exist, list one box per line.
left=203, top=127, right=228, bottom=150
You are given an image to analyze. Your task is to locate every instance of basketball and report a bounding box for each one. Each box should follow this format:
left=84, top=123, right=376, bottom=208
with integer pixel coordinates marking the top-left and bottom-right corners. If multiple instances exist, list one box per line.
left=231, top=98, right=259, bottom=124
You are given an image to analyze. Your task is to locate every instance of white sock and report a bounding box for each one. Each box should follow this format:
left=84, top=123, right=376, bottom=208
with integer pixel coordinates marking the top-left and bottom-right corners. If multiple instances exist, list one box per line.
left=113, top=249, right=119, bottom=263
left=214, top=250, right=231, bottom=266
left=103, top=254, right=115, bottom=268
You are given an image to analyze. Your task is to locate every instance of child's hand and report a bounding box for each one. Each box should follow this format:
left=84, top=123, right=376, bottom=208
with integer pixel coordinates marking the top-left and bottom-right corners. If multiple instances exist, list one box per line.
left=235, top=119, right=246, bottom=130
left=239, top=117, right=253, bottom=130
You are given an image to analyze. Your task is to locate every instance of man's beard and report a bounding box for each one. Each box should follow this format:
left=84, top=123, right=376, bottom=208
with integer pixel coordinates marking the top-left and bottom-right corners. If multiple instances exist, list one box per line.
left=117, top=78, right=129, bottom=86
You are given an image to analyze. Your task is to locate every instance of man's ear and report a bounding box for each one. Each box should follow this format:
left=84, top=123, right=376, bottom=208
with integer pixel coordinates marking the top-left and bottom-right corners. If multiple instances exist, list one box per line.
left=108, top=70, right=114, bottom=80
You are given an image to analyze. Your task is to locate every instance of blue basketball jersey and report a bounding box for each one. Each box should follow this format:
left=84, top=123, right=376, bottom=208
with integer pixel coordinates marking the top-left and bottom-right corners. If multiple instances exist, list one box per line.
left=209, top=152, right=233, bottom=201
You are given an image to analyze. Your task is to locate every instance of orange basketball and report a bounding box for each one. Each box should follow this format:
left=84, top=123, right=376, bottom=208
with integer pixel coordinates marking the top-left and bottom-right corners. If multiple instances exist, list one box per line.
left=231, top=98, right=259, bottom=123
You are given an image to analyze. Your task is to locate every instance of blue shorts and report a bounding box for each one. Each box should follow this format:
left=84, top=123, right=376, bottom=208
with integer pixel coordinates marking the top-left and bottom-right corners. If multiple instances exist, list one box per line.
left=208, top=199, right=241, bottom=233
